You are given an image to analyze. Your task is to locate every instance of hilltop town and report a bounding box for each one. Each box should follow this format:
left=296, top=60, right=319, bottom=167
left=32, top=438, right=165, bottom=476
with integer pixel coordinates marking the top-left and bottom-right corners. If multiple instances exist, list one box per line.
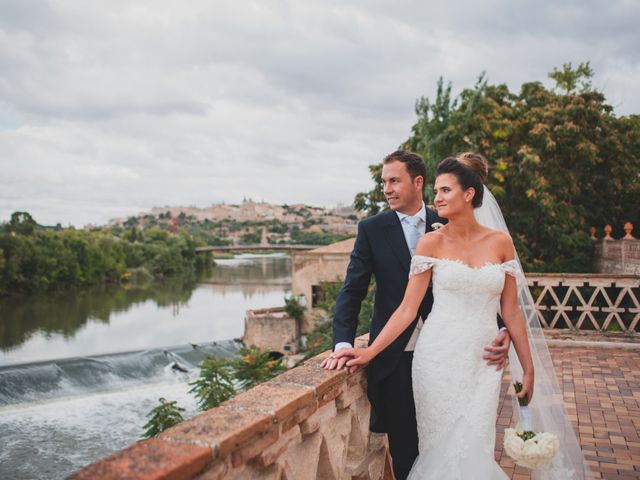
left=108, top=199, right=365, bottom=246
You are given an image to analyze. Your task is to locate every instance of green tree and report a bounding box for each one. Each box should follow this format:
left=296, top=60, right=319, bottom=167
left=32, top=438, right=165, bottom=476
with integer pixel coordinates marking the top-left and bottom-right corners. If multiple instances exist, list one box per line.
left=232, top=347, right=286, bottom=390
left=240, top=231, right=261, bottom=244
left=142, top=397, right=185, bottom=438
left=549, top=62, right=593, bottom=93
left=0, top=218, right=210, bottom=296
left=188, top=357, right=236, bottom=410
left=284, top=295, right=305, bottom=321
left=123, top=216, right=139, bottom=228
left=9, top=211, right=37, bottom=236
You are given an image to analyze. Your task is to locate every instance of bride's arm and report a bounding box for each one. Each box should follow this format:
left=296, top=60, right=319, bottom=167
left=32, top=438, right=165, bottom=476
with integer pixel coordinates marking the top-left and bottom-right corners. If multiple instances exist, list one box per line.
left=330, top=236, right=435, bottom=367
left=499, top=236, right=535, bottom=402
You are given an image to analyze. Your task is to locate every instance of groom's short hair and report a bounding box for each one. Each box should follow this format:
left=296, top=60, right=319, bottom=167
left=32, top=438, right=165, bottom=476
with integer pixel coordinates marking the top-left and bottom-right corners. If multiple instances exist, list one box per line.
left=383, top=150, right=426, bottom=182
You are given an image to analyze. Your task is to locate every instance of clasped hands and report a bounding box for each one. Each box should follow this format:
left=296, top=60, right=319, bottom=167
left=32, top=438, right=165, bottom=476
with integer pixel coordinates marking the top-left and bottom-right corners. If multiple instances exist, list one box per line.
left=319, top=329, right=511, bottom=373
left=320, top=346, right=373, bottom=374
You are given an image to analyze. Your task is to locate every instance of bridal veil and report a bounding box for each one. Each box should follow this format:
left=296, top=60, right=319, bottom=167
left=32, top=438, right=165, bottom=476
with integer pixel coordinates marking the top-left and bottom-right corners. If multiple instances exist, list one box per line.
left=475, top=185, right=588, bottom=480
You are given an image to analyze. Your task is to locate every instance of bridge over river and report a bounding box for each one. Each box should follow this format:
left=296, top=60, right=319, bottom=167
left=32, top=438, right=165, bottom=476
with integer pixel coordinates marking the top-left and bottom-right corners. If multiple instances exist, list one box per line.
left=195, top=244, right=322, bottom=253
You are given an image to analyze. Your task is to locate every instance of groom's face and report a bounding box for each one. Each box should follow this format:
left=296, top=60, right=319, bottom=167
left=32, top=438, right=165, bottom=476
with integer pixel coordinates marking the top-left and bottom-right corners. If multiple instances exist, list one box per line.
left=381, top=161, right=423, bottom=213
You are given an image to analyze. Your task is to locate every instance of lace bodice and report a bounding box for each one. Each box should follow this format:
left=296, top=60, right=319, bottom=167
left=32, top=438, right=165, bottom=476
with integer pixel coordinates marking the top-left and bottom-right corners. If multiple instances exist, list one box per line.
left=409, top=255, right=519, bottom=278
left=408, top=256, right=518, bottom=328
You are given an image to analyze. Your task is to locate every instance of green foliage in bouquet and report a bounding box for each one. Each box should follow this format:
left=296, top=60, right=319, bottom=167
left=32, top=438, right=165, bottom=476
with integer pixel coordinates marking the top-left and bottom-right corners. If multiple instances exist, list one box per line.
left=188, top=356, right=236, bottom=410
left=514, top=381, right=536, bottom=441
left=142, top=397, right=185, bottom=438
left=513, top=381, right=528, bottom=407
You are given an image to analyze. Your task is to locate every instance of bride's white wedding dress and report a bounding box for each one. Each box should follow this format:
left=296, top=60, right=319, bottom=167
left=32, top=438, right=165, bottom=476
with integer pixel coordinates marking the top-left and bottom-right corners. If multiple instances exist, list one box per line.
left=407, top=255, right=518, bottom=480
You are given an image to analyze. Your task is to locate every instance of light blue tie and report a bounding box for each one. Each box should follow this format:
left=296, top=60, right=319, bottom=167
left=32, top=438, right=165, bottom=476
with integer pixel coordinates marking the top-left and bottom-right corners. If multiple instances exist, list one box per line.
left=404, top=215, right=422, bottom=256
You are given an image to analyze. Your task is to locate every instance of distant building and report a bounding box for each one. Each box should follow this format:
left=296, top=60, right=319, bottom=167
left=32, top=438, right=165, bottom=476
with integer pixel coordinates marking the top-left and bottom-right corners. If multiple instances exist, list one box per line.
left=243, top=307, right=299, bottom=354
left=291, top=238, right=355, bottom=334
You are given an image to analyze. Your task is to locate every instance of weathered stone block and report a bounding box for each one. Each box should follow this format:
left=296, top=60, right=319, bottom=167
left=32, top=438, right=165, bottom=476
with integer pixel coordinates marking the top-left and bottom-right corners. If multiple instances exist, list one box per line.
left=222, top=382, right=315, bottom=423
left=280, top=401, right=319, bottom=433
left=159, top=406, right=272, bottom=459
left=346, top=370, right=367, bottom=388
left=231, top=426, right=280, bottom=468
left=300, top=401, right=337, bottom=436
left=317, top=381, right=346, bottom=408
left=68, top=438, right=211, bottom=480
left=274, top=431, right=324, bottom=479
left=194, top=457, right=230, bottom=480
left=335, top=382, right=364, bottom=410
left=272, top=363, right=347, bottom=400
left=252, top=425, right=303, bottom=467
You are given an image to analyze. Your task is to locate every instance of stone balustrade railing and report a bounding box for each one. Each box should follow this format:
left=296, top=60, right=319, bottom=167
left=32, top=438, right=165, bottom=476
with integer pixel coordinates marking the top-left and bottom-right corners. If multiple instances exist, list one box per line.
left=526, top=274, right=639, bottom=334
left=589, top=222, right=636, bottom=241
left=70, top=335, right=392, bottom=480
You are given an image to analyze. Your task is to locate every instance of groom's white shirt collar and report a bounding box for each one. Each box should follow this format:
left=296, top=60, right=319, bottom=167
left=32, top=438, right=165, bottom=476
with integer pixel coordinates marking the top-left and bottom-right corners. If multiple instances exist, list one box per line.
left=395, top=202, right=427, bottom=225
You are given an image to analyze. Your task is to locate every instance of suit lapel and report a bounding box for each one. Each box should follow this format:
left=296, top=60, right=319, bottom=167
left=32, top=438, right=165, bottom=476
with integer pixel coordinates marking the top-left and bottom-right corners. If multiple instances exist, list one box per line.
left=383, top=210, right=411, bottom=273
left=424, top=207, right=434, bottom=233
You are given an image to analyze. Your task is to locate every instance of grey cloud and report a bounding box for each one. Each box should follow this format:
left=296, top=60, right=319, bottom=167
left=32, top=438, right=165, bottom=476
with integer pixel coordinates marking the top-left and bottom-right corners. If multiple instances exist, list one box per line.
left=0, top=0, right=638, bottom=226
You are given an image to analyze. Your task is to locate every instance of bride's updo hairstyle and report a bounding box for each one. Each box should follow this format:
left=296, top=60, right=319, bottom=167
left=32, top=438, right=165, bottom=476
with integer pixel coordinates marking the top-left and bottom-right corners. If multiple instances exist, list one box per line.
left=436, top=152, right=488, bottom=208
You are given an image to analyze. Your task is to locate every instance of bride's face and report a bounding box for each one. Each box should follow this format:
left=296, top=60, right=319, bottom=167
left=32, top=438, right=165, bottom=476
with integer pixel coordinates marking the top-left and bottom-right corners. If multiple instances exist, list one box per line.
left=434, top=173, right=475, bottom=218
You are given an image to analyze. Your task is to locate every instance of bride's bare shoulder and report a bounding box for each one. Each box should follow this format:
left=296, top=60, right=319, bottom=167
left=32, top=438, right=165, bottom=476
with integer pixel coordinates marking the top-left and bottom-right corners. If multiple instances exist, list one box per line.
left=486, top=230, right=514, bottom=260
left=485, top=229, right=512, bottom=242
left=415, top=229, right=444, bottom=255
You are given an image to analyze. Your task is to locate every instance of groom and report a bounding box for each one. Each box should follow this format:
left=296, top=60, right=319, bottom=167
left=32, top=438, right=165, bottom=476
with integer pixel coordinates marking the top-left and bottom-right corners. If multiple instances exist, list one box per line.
left=320, top=150, right=510, bottom=479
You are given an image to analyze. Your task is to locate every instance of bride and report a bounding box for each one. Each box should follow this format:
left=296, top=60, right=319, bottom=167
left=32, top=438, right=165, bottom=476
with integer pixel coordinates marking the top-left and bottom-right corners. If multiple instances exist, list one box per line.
left=331, top=153, right=586, bottom=479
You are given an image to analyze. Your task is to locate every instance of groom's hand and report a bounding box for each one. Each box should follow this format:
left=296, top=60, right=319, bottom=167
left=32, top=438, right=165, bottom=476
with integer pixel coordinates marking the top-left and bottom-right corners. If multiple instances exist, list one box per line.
left=320, top=353, right=352, bottom=371
left=483, top=329, right=510, bottom=371
left=330, top=347, right=372, bottom=370
left=320, top=344, right=355, bottom=370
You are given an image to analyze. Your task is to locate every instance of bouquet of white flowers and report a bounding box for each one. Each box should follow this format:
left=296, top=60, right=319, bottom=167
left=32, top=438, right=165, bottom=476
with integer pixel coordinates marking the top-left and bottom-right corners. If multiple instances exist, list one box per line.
left=503, top=381, right=560, bottom=469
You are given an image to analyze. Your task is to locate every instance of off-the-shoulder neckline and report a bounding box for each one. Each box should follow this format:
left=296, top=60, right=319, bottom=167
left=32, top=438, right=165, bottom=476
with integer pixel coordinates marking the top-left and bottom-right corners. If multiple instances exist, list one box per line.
left=412, top=255, right=518, bottom=271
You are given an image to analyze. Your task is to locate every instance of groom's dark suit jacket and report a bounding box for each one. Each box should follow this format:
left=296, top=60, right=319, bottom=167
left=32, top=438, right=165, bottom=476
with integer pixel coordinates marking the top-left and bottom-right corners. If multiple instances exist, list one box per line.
left=332, top=207, right=445, bottom=433
left=333, top=207, right=445, bottom=384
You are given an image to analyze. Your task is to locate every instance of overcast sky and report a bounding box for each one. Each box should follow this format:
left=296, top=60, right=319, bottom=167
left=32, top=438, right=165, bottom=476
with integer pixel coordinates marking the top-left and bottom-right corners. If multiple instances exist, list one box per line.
left=1, top=0, right=639, bottom=227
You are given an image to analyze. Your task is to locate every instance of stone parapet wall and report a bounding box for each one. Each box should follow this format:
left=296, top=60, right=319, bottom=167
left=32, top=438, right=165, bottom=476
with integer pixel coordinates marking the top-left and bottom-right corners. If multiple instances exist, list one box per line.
left=70, top=335, right=393, bottom=480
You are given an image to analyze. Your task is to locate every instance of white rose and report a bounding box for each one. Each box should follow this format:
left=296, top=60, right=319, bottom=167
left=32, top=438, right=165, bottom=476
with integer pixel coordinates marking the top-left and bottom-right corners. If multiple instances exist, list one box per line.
left=503, top=428, right=524, bottom=459
left=504, top=429, right=560, bottom=469
left=431, top=222, right=444, bottom=231
left=522, top=439, right=544, bottom=467
left=536, top=432, right=560, bottom=460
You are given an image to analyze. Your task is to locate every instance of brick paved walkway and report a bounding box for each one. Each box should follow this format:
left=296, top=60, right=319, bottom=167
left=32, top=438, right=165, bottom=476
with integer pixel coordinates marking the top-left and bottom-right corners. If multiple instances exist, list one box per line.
left=494, top=345, right=640, bottom=480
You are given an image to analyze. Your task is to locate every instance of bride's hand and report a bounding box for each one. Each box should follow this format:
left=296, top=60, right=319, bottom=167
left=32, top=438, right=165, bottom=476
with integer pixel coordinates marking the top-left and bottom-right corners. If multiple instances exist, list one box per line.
left=330, top=347, right=374, bottom=369
left=518, top=370, right=535, bottom=404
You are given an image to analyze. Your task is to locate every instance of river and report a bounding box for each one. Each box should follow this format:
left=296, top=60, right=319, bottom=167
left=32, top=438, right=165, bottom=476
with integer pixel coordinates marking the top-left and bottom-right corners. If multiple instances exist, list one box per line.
left=0, top=253, right=291, bottom=480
